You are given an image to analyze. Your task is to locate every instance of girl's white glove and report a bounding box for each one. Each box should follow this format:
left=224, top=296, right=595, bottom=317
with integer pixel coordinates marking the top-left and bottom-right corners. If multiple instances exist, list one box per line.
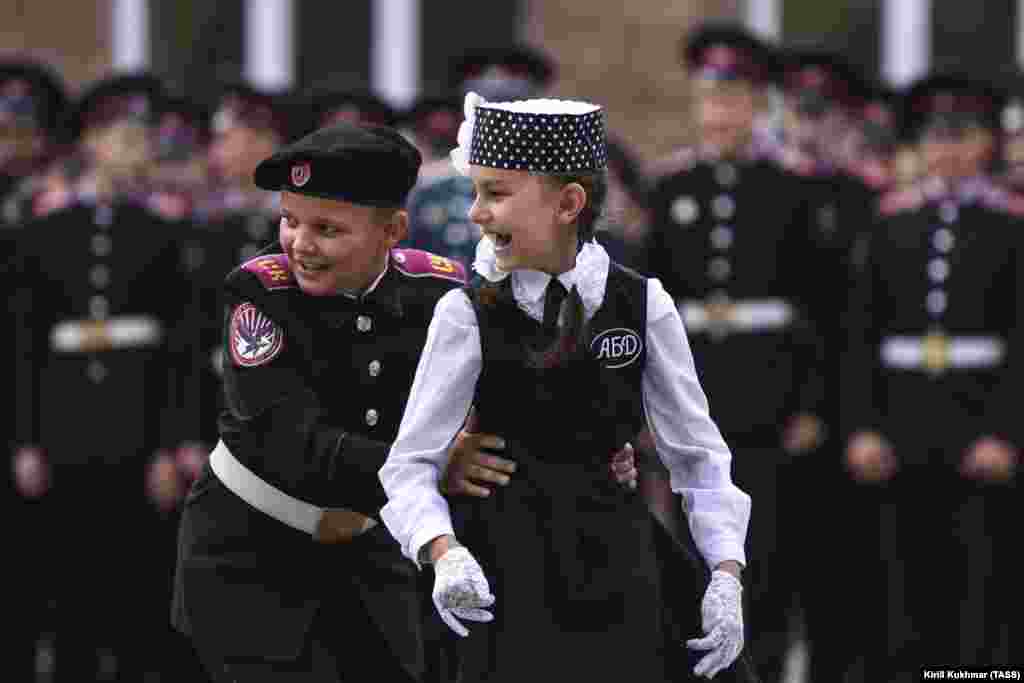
left=686, top=569, right=744, bottom=678
left=432, top=545, right=495, bottom=637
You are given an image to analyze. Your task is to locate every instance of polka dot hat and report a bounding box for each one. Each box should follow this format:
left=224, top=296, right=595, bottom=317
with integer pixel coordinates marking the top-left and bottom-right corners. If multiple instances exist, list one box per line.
left=452, top=92, right=608, bottom=175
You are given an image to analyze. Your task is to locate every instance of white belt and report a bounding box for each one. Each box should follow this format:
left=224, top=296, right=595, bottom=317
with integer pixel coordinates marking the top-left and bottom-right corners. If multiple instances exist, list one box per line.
left=209, top=440, right=376, bottom=537
left=50, top=315, right=163, bottom=352
left=678, top=298, right=794, bottom=333
left=880, top=334, right=1006, bottom=372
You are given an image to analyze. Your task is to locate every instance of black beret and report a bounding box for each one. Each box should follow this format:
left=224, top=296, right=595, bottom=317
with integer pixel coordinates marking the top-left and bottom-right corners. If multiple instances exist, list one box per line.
left=66, top=72, right=165, bottom=141
left=779, top=49, right=864, bottom=110
left=450, top=45, right=556, bottom=92
left=902, top=72, right=1005, bottom=139
left=254, top=121, right=422, bottom=207
left=683, top=22, right=779, bottom=85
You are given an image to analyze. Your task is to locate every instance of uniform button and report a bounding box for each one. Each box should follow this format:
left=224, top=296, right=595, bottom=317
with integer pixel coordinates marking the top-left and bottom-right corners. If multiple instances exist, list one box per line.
left=94, top=205, right=114, bottom=228
left=926, top=289, right=947, bottom=315
left=89, top=264, right=111, bottom=289
left=712, top=195, right=735, bottom=220
left=368, top=360, right=381, bottom=377
left=89, top=295, right=109, bottom=319
left=933, top=229, right=955, bottom=253
left=708, top=257, right=731, bottom=281
left=710, top=226, right=734, bottom=250
left=87, top=360, right=108, bottom=384
left=356, top=315, right=373, bottom=332
left=939, top=200, right=958, bottom=224
left=928, top=258, right=950, bottom=283
left=715, top=163, right=737, bottom=187
left=365, top=409, right=379, bottom=427
left=91, top=233, right=112, bottom=256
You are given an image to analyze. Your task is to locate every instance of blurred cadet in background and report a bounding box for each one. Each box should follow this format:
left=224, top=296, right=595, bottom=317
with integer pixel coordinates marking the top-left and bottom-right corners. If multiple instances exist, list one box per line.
left=68, top=73, right=165, bottom=205
left=773, top=48, right=895, bottom=683
left=845, top=72, right=1020, bottom=681
left=0, top=59, right=70, bottom=226
left=0, top=59, right=67, bottom=202
left=592, top=134, right=652, bottom=274
left=204, top=81, right=291, bottom=220
left=181, top=81, right=294, bottom=450
left=997, top=69, right=1024, bottom=193
left=147, top=95, right=212, bottom=222
left=449, top=44, right=556, bottom=101
left=404, top=45, right=557, bottom=270
left=400, top=93, right=462, bottom=180
left=10, top=70, right=203, bottom=682
left=843, top=81, right=901, bottom=194
left=645, top=23, right=829, bottom=683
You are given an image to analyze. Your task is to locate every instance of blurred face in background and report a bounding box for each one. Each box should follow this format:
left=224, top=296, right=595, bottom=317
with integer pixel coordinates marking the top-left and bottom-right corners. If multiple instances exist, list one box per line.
left=209, top=123, right=280, bottom=186
left=692, top=78, right=757, bottom=156
left=919, top=125, right=993, bottom=180
left=83, top=119, right=153, bottom=179
left=0, top=122, right=45, bottom=169
left=782, top=96, right=847, bottom=160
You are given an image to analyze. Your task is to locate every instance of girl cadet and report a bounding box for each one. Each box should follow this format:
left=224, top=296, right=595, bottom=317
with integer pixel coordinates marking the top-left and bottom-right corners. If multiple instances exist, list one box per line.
left=379, top=92, right=751, bottom=682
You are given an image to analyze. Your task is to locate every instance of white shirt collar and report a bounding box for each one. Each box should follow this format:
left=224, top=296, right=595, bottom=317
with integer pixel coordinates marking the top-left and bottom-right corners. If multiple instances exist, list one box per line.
left=472, top=237, right=611, bottom=323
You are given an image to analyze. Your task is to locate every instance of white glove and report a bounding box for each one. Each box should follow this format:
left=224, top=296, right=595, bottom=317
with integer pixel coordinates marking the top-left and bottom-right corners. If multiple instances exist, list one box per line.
left=432, top=545, right=495, bottom=637
left=686, top=569, right=744, bottom=679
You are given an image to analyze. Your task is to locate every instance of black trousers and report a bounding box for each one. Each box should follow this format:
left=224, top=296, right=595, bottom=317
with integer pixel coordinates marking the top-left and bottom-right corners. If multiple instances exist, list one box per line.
left=864, top=468, right=1001, bottom=682
left=197, top=581, right=415, bottom=683
left=731, top=446, right=794, bottom=683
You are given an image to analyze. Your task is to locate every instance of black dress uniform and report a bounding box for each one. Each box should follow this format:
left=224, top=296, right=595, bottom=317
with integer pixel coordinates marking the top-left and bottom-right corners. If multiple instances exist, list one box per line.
left=846, top=75, right=1022, bottom=680
left=0, top=60, right=68, bottom=199
left=173, top=244, right=467, bottom=681
left=847, top=173, right=1023, bottom=679
left=772, top=50, right=888, bottom=682
left=172, top=122, right=466, bottom=683
left=14, top=197, right=195, bottom=681
left=646, top=25, right=827, bottom=683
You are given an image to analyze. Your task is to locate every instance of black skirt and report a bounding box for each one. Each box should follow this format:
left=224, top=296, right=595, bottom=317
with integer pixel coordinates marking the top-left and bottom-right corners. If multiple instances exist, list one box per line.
left=449, top=444, right=688, bottom=683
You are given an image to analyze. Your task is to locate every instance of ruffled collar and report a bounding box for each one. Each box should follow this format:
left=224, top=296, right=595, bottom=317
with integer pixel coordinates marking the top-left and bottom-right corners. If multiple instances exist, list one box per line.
left=472, top=237, right=611, bottom=323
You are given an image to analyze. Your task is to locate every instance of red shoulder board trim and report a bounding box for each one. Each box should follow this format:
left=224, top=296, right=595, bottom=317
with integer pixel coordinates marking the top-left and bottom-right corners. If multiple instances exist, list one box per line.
left=878, top=188, right=923, bottom=216
left=391, top=249, right=467, bottom=284
left=995, top=190, right=1024, bottom=217
left=241, top=254, right=298, bottom=290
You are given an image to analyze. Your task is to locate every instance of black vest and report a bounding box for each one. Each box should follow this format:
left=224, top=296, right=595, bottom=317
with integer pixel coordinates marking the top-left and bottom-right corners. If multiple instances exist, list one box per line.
left=468, top=262, right=648, bottom=469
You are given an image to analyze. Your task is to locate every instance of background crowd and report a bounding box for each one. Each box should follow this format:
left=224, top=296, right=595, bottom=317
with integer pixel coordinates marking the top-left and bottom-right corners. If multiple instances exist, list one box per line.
left=2, top=5, right=1021, bottom=682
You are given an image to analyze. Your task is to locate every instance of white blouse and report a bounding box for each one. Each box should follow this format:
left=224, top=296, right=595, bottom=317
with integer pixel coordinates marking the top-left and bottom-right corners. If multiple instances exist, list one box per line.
left=379, top=241, right=751, bottom=571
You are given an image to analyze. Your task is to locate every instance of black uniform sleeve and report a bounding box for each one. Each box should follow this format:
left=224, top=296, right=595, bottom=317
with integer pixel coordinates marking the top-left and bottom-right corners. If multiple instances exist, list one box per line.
left=785, top=190, right=831, bottom=421
left=219, top=283, right=392, bottom=517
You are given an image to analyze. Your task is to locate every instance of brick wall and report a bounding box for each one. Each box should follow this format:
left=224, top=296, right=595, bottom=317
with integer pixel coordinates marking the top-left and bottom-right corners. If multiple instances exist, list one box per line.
left=522, top=0, right=741, bottom=167
left=0, top=0, right=111, bottom=93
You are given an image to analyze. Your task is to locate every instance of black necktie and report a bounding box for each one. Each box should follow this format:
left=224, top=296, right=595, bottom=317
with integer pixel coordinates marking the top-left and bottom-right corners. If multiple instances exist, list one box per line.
left=542, top=278, right=568, bottom=335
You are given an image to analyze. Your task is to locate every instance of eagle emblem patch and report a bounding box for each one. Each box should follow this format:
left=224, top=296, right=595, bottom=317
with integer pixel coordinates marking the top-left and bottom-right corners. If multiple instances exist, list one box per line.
left=229, top=303, right=284, bottom=367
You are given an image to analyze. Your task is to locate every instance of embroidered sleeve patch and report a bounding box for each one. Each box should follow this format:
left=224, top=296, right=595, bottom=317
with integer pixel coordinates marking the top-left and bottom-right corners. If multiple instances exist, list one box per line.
left=242, top=254, right=297, bottom=290
left=391, top=248, right=467, bottom=283
left=229, top=302, right=285, bottom=367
